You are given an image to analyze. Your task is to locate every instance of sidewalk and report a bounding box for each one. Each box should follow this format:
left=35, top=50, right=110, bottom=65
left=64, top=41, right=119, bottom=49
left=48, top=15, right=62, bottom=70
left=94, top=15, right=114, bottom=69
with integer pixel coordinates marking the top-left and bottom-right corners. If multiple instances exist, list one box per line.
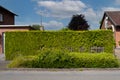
left=0, top=54, right=5, bottom=61
left=0, top=54, right=10, bottom=68
left=115, top=48, right=120, bottom=59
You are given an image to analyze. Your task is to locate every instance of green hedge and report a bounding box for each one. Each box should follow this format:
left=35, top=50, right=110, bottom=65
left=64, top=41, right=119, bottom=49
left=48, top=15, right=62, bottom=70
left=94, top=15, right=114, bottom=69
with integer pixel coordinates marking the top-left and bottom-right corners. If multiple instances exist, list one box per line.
left=5, top=30, right=115, bottom=60
left=8, top=49, right=119, bottom=68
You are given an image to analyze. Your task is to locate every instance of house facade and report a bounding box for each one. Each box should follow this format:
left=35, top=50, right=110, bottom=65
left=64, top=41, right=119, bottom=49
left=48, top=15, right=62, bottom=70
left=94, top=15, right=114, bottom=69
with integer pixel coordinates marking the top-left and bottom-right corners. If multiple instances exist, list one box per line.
left=0, top=6, right=17, bottom=25
left=100, top=11, right=120, bottom=47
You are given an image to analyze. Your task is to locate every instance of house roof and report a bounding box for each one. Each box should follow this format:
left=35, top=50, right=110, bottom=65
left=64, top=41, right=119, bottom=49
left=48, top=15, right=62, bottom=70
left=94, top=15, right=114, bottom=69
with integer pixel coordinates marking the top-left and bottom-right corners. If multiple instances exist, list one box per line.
left=100, top=11, right=120, bottom=29
left=0, top=5, right=18, bottom=16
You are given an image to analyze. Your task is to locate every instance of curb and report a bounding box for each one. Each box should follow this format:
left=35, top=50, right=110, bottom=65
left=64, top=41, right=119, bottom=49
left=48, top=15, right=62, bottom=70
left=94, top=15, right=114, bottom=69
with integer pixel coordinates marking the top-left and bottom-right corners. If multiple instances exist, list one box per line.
left=1, top=68, right=120, bottom=71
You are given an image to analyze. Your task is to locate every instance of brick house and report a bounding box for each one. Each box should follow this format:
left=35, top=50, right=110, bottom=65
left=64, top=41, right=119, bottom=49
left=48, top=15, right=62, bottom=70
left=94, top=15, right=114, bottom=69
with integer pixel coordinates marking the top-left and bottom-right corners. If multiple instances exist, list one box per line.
left=100, top=11, right=120, bottom=47
left=0, top=6, right=34, bottom=53
left=0, top=6, right=17, bottom=25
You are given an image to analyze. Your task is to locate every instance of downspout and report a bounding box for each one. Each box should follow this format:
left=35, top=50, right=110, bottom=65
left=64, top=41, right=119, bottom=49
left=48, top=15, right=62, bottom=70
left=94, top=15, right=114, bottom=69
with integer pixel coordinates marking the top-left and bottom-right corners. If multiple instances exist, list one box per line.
left=111, top=25, right=115, bottom=32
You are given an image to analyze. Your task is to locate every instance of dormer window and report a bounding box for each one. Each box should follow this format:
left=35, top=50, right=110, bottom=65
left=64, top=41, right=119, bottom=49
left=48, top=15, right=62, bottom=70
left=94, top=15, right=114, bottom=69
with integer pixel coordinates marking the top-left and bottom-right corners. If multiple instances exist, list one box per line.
left=0, top=14, right=3, bottom=22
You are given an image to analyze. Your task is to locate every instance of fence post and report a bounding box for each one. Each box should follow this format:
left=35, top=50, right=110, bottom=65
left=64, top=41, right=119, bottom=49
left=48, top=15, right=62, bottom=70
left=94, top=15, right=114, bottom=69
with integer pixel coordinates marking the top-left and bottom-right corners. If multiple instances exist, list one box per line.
left=2, top=32, right=5, bottom=54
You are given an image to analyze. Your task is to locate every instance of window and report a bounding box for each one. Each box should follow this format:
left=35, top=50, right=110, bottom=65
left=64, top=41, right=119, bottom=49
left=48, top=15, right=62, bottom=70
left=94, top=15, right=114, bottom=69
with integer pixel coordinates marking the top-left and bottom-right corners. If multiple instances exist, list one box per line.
left=0, top=14, right=3, bottom=22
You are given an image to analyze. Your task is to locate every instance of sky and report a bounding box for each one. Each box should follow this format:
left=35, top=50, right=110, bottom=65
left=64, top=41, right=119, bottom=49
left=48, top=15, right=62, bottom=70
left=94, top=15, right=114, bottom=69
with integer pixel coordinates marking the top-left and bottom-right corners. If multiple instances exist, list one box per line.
left=0, top=0, right=120, bottom=30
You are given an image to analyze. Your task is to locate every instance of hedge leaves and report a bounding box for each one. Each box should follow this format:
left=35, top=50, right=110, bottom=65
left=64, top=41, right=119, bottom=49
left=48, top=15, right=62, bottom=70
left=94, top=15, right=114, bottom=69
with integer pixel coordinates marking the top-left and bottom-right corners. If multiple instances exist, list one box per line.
left=5, top=30, right=115, bottom=60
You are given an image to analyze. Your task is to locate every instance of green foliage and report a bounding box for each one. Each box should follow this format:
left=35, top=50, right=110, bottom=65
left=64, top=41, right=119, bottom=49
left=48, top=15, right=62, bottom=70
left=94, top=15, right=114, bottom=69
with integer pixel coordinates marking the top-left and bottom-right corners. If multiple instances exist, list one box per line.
left=8, top=56, right=38, bottom=68
left=31, top=24, right=42, bottom=30
left=68, top=14, right=89, bottom=30
left=70, top=52, right=119, bottom=68
left=5, top=30, right=115, bottom=60
left=8, top=49, right=119, bottom=68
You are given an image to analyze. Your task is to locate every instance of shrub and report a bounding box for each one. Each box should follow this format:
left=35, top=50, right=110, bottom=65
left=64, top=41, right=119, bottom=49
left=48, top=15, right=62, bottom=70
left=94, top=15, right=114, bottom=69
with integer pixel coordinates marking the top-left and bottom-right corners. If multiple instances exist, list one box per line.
left=8, top=49, right=120, bottom=68
left=8, top=56, right=38, bottom=68
left=37, top=49, right=71, bottom=68
left=69, top=53, right=119, bottom=68
left=5, top=30, right=115, bottom=60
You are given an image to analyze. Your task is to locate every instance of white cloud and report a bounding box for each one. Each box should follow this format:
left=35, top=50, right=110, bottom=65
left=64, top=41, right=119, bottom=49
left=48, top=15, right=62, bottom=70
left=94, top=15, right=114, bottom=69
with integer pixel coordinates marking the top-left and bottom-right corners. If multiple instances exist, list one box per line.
left=16, top=20, right=64, bottom=30
left=102, top=7, right=120, bottom=11
left=115, top=0, right=120, bottom=5
left=43, top=21, right=64, bottom=30
left=83, top=8, right=97, bottom=25
left=36, top=0, right=87, bottom=18
left=84, top=8, right=97, bottom=20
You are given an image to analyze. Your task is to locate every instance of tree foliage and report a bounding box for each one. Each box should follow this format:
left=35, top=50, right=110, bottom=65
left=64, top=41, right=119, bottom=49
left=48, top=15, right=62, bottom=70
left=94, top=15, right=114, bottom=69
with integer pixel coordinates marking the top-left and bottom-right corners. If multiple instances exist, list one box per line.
left=31, top=24, right=41, bottom=30
left=68, top=14, right=90, bottom=30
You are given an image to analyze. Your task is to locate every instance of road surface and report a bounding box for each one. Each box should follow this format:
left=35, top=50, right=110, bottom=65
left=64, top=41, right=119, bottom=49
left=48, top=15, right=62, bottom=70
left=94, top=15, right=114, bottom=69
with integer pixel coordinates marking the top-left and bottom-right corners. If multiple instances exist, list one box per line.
left=0, top=70, right=120, bottom=80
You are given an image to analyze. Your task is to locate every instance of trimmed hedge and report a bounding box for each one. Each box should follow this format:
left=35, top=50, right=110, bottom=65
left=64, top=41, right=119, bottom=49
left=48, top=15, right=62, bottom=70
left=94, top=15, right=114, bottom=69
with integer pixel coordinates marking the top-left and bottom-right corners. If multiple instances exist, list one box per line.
left=8, top=49, right=119, bottom=68
left=5, top=30, right=115, bottom=60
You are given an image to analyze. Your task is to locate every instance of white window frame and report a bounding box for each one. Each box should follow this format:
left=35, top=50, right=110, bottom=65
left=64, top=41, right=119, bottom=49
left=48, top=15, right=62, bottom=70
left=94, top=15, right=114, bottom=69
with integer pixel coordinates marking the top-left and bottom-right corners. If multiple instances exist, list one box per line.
left=0, top=14, right=3, bottom=22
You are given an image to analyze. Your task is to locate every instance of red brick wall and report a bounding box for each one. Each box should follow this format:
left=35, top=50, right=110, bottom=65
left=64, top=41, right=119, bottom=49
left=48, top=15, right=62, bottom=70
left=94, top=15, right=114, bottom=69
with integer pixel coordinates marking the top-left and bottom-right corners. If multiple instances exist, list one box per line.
left=115, top=31, right=120, bottom=47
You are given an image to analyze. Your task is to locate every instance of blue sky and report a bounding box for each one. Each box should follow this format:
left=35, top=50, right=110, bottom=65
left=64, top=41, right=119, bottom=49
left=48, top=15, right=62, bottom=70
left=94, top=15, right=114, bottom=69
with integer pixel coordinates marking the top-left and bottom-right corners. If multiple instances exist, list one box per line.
left=0, top=0, right=120, bottom=30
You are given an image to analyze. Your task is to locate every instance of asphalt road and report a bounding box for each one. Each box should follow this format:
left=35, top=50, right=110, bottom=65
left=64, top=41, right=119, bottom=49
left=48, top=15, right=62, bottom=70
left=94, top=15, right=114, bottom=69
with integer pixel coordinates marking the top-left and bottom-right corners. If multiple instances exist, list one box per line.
left=0, top=70, right=120, bottom=80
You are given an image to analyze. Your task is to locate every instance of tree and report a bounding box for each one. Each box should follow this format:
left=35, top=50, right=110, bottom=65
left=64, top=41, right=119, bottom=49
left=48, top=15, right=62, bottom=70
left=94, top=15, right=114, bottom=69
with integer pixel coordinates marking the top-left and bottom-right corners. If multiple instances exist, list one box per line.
left=68, top=14, right=89, bottom=30
left=31, top=24, right=44, bottom=31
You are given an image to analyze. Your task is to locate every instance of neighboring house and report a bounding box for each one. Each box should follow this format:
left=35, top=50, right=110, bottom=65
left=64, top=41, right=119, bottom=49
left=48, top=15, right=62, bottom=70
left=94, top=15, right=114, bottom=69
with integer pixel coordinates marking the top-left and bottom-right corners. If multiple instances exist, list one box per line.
left=0, top=25, right=34, bottom=53
left=100, top=11, right=120, bottom=47
left=0, top=6, right=35, bottom=53
left=0, top=6, right=17, bottom=25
